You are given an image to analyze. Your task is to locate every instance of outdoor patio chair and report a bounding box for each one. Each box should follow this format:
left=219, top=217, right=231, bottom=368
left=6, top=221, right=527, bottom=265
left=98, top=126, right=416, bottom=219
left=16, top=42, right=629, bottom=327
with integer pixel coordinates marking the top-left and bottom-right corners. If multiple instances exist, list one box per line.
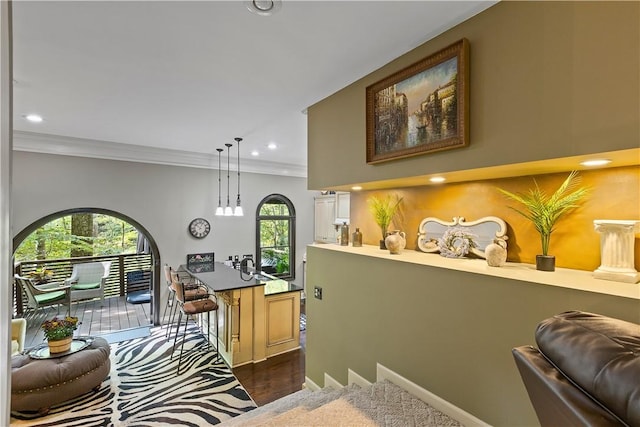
left=65, top=261, right=112, bottom=305
left=14, top=275, right=71, bottom=321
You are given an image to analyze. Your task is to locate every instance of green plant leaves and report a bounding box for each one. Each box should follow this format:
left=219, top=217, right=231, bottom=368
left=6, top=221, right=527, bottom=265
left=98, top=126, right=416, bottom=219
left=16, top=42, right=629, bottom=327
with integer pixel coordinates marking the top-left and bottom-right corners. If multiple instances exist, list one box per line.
left=498, top=171, right=589, bottom=255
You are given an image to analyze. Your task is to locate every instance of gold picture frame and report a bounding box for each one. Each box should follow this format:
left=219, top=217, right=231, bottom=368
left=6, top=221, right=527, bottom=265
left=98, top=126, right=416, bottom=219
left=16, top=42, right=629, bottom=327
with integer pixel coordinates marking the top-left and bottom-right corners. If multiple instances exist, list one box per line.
left=366, top=38, right=469, bottom=164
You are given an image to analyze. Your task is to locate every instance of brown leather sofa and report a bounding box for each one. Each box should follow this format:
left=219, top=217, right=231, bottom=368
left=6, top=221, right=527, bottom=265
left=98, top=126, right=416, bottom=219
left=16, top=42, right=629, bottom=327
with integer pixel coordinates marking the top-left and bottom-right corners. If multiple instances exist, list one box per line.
left=512, top=311, right=640, bottom=427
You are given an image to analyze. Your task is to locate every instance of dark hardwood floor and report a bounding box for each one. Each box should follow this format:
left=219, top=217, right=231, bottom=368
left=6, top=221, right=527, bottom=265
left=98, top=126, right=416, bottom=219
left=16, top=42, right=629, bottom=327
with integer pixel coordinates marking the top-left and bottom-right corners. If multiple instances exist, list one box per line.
left=234, top=346, right=305, bottom=406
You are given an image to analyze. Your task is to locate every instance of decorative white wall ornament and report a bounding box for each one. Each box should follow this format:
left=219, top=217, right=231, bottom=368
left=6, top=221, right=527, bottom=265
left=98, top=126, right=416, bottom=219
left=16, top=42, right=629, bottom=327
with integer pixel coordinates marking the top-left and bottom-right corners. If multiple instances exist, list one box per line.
left=593, top=220, right=640, bottom=284
left=417, top=216, right=507, bottom=259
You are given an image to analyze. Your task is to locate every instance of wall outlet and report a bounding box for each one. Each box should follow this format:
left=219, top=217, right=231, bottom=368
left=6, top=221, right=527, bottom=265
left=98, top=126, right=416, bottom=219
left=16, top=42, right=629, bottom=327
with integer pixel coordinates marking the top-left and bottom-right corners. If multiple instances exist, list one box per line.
left=314, top=286, right=323, bottom=300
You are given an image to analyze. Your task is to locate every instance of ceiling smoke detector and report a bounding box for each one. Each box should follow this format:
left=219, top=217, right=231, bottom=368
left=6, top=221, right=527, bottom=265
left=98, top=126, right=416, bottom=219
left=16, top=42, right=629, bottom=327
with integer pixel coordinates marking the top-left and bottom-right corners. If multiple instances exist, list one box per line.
left=245, top=0, right=282, bottom=16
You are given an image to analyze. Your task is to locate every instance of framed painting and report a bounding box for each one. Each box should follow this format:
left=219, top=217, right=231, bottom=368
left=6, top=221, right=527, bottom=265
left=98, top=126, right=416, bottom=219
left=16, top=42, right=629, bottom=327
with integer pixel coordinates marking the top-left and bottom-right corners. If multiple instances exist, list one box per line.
left=366, top=38, right=469, bottom=164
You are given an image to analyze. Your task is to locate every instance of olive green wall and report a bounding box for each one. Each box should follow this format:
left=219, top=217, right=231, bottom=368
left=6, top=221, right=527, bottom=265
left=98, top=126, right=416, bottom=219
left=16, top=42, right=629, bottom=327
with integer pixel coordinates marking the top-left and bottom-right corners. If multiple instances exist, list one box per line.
left=306, top=246, right=640, bottom=425
left=306, top=2, right=640, bottom=426
left=307, top=1, right=640, bottom=190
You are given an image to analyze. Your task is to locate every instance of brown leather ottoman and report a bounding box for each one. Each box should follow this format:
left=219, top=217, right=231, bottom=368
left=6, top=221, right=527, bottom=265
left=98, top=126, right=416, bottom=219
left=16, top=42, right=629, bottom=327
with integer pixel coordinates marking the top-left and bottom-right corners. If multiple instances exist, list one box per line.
left=11, top=336, right=110, bottom=415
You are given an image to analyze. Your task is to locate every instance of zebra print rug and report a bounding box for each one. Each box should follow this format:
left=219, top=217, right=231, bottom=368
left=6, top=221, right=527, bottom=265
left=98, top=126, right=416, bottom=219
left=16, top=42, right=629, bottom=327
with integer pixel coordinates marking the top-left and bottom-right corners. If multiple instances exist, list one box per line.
left=11, top=326, right=257, bottom=426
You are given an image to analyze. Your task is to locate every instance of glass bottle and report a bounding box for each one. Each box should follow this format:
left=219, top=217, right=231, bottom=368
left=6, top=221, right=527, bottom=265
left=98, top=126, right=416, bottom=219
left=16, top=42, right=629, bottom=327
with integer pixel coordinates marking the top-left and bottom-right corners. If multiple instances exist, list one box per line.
left=340, top=222, right=349, bottom=246
left=352, top=228, right=362, bottom=247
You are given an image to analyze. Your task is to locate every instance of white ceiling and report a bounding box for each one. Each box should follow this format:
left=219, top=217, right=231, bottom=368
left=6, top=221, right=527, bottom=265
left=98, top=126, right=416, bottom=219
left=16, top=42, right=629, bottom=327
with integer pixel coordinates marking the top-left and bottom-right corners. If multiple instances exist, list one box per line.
left=11, top=1, right=496, bottom=177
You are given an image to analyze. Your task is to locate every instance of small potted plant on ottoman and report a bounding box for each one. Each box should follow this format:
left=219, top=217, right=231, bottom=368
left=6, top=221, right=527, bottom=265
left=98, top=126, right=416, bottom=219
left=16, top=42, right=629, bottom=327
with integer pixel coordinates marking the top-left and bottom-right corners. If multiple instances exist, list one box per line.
left=42, top=316, right=79, bottom=353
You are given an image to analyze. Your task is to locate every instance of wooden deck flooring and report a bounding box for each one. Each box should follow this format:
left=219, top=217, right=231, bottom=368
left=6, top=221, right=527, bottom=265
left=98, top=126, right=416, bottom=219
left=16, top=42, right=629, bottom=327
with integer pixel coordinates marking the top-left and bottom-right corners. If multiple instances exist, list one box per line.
left=21, top=295, right=151, bottom=349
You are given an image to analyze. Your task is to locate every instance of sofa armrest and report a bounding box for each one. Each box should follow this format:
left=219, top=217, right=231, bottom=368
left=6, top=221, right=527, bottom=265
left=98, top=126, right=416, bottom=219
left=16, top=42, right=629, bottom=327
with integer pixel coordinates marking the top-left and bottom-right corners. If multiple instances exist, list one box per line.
left=535, top=311, right=640, bottom=426
left=512, top=346, right=624, bottom=427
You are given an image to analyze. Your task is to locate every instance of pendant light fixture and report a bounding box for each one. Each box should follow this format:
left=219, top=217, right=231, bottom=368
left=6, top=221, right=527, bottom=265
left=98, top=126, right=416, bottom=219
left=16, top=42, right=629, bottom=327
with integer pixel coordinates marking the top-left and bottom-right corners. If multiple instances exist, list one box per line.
left=224, top=143, right=234, bottom=216
left=234, top=137, right=244, bottom=216
left=215, top=148, right=224, bottom=216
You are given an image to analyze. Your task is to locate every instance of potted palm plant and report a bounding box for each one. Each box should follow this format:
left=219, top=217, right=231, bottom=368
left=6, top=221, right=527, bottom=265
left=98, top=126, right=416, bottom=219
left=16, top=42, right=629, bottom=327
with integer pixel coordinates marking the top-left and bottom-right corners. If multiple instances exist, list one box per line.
left=367, top=195, right=403, bottom=249
left=498, top=171, right=589, bottom=271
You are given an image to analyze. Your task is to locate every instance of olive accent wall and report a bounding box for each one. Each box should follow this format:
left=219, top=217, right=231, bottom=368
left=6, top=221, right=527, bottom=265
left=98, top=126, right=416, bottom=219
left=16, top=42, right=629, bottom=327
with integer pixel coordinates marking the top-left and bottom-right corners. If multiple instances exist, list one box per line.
left=305, top=2, right=640, bottom=426
left=305, top=246, right=640, bottom=426
left=307, top=1, right=639, bottom=190
left=349, top=166, right=640, bottom=271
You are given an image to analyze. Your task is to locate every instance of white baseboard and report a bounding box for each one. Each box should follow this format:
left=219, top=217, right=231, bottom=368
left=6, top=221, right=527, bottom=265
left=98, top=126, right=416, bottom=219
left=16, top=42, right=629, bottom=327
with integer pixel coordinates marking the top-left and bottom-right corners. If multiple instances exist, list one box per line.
left=323, top=372, right=344, bottom=390
left=304, top=376, right=321, bottom=392
left=347, top=368, right=372, bottom=388
left=376, top=363, right=491, bottom=427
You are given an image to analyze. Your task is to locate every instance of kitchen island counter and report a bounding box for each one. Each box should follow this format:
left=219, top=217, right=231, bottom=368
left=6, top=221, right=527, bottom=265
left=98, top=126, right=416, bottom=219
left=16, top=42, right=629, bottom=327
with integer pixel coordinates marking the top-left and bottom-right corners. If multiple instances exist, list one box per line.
left=179, top=262, right=302, bottom=367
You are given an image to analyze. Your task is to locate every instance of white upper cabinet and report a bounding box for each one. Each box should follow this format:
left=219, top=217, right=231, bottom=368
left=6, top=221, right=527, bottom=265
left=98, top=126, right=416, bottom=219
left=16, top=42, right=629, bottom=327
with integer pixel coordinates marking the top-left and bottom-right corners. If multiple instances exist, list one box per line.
left=314, top=192, right=350, bottom=243
left=314, top=195, right=337, bottom=243
left=335, top=192, right=350, bottom=225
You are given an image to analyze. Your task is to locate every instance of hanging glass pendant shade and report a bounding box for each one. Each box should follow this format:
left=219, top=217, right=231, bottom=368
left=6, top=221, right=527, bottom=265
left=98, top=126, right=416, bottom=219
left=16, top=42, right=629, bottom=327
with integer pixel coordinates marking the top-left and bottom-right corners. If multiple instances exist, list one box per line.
left=234, top=137, right=244, bottom=216
left=215, top=148, right=224, bottom=216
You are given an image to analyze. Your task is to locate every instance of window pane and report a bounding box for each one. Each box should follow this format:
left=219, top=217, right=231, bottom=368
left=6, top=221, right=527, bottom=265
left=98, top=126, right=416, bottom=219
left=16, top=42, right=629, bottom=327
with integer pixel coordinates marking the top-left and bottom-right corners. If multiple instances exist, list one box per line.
left=259, top=219, right=289, bottom=248
left=260, top=247, right=289, bottom=276
left=259, top=201, right=289, bottom=216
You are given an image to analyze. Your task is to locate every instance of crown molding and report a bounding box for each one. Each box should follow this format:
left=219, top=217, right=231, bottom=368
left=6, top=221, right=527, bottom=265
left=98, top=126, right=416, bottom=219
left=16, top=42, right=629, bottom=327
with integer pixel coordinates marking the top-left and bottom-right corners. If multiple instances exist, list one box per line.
left=12, top=131, right=307, bottom=178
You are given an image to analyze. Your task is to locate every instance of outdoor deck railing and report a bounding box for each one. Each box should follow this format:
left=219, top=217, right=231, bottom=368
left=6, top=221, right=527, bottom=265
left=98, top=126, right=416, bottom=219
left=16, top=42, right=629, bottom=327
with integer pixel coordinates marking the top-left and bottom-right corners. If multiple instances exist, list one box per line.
left=14, top=253, right=152, bottom=316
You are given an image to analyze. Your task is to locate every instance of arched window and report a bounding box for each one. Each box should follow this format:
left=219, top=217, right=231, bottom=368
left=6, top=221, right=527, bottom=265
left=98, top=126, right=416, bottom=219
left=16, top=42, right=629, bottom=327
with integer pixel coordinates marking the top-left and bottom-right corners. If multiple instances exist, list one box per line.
left=255, top=194, right=296, bottom=280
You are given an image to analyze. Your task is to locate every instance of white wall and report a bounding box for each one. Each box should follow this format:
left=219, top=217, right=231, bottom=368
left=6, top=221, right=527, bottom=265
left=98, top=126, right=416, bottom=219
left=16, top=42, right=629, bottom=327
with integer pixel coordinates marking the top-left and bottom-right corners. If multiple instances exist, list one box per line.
left=1, top=1, right=12, bottom=424
left=11, top=151, right=314, bottom=301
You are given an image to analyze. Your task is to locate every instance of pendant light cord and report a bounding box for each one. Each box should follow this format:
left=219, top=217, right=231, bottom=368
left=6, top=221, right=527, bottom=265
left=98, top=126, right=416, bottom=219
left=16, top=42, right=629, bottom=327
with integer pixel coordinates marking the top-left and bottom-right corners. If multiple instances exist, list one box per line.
left=216, top=148, right=223, bottom=207
left=225, top=143, right=232, bottom=207
left=235, top=137, right=242, bottom=205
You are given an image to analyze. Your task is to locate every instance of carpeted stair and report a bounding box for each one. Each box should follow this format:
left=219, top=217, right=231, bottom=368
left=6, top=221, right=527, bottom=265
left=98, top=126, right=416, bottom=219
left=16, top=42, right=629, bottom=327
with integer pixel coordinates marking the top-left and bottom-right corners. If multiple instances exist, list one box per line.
left=222, top=380, right=464, bottom=426
left=221, top=384, right=355, bottom=426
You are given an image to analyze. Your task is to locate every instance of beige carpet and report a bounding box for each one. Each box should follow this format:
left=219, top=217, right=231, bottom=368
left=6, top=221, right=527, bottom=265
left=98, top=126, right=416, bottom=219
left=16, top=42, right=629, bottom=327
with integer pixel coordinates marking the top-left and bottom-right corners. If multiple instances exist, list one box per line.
left=222, top=380, right=464, bottom=427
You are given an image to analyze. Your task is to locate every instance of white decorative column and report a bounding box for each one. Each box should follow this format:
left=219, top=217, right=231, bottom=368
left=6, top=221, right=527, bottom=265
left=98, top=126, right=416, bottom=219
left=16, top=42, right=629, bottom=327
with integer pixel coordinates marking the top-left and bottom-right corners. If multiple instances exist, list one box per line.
left=593, top=220, right=640, bottom=283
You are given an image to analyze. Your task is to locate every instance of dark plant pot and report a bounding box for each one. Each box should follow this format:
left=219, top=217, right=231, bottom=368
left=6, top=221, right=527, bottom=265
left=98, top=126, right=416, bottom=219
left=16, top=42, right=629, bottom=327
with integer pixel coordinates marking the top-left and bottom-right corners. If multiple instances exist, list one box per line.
left=379, top=239, right=387, bottom=250
left=536, top=255, right=555, bottom=272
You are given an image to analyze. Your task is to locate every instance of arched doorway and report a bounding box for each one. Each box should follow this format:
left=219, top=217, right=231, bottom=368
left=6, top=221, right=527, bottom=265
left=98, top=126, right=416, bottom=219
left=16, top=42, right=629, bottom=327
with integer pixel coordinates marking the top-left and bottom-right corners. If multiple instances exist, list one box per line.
left=13, top=207, right=161, bottom=326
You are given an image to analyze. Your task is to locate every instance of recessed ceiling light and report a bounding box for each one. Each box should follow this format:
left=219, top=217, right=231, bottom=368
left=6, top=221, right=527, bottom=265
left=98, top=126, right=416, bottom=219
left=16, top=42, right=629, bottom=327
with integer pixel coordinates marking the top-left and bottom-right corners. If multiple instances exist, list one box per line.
left=430, top=177, right=446, bottom=183
left=251, top=150, right=259, bottom=156
left=351, top=186, right=363, bottom=191
left=244, top=0, right=281, bottom=16
left=24, top=114, right=43, bottom=123
left=267, top=143, right=277, bottom=150
left=580, top=159, right=611, bottom=167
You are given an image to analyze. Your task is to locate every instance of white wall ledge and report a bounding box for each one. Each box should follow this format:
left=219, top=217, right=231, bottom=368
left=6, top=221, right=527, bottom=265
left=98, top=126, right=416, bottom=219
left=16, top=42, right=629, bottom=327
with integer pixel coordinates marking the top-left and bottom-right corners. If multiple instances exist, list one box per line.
left=309, top=243, right=640, bottom=300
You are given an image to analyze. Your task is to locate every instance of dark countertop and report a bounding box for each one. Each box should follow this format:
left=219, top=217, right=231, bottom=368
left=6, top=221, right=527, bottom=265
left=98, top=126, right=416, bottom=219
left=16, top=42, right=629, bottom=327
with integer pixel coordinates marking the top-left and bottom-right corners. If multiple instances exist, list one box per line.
left=179, top=262, right=302, bottom=295
left=262, top=279, right=304, bottom=296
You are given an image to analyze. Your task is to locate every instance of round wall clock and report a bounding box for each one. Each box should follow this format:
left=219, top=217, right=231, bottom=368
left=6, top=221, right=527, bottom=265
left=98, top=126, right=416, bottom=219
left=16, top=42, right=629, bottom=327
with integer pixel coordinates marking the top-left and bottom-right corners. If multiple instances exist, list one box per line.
left=188, top=218, right=210, bottom=239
